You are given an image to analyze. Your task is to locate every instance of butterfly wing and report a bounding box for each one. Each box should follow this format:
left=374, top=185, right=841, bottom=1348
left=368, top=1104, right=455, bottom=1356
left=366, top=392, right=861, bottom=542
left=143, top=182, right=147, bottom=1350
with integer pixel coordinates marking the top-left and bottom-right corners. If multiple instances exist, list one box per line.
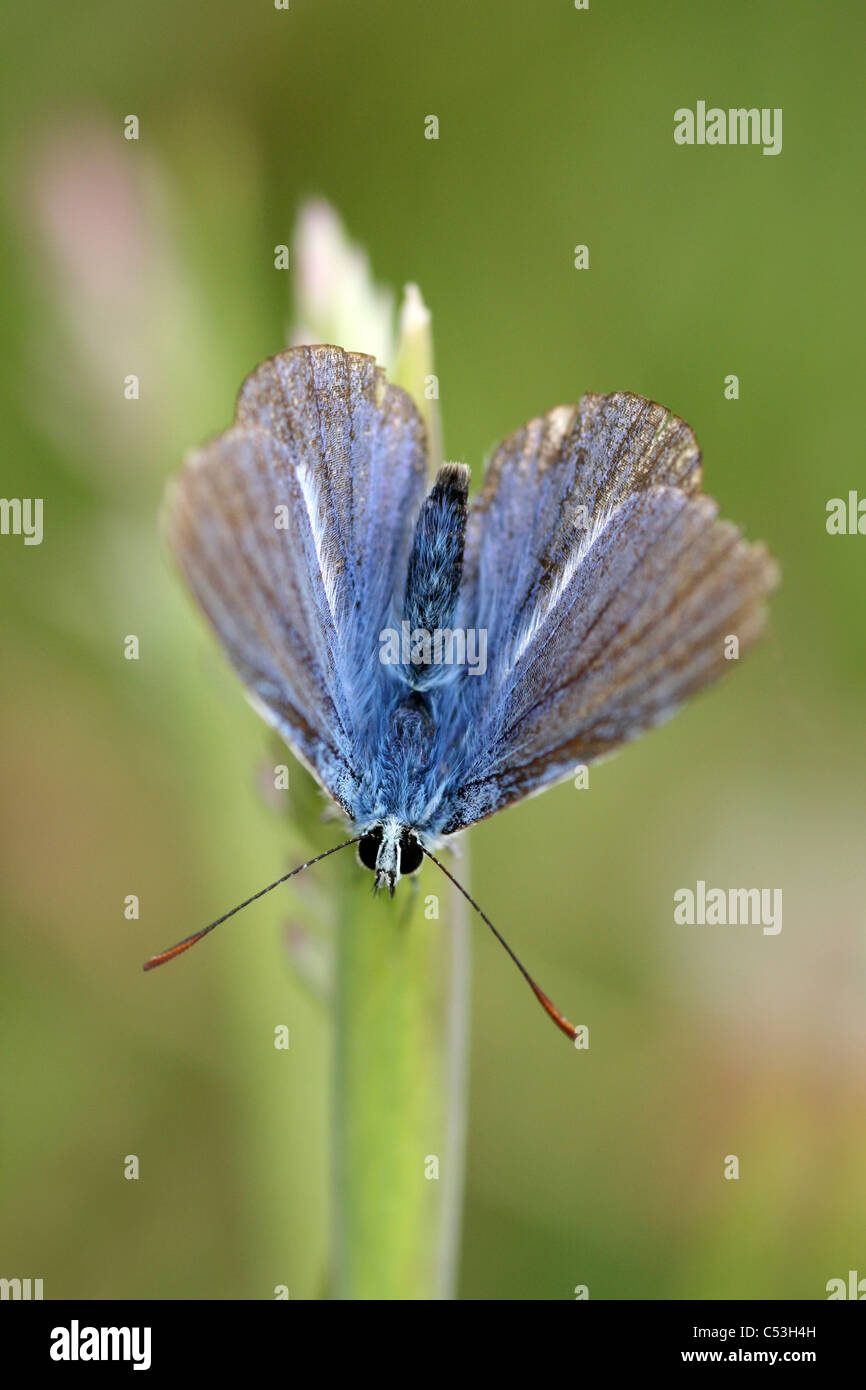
left=440, top=392, right=778, bottom=831
left=167, top=345, right=427, bottom=813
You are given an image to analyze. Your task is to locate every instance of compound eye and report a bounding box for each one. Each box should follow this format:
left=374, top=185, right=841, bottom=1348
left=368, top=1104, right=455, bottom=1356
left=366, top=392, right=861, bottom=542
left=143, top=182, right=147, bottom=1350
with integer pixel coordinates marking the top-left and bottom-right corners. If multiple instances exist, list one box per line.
left=358, top=829, right=383, bottom=872
left=399, top=835, right=424, bottom=877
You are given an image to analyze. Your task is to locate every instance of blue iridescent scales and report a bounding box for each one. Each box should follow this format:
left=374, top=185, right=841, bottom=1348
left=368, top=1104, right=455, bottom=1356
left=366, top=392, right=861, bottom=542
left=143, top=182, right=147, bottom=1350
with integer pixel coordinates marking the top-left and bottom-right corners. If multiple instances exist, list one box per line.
left=152, top=345, right=778, bottom=1036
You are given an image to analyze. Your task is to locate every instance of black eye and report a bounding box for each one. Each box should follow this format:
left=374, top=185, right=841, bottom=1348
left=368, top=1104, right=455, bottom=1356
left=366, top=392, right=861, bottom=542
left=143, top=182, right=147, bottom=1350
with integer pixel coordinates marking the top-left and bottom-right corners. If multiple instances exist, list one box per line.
left=358, top=829, right=382, bottom=872
left=399, top=834, right=424, bottom=876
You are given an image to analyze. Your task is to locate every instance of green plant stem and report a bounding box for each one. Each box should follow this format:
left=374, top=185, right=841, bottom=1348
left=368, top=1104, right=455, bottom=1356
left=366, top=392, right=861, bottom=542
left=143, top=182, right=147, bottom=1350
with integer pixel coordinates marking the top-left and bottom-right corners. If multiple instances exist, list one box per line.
left=333, top=855, right=469, bottom=1299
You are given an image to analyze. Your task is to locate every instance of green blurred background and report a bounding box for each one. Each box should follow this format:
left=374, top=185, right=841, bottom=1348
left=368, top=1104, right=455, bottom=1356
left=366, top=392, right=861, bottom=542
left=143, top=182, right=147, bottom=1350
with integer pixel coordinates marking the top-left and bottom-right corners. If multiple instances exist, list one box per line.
left=1, top=0, right=863, bottom=1300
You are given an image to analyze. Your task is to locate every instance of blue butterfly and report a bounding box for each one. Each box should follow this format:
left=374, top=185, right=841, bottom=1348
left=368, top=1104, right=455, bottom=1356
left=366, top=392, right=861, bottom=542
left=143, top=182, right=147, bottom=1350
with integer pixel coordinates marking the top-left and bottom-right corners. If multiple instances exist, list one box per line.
left=146, top=346, right=777, bottom=1038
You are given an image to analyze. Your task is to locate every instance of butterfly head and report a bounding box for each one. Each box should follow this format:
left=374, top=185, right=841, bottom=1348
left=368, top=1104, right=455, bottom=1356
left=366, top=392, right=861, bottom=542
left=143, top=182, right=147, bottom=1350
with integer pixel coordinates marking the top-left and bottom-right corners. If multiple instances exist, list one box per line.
left=357, top=818, right=424, bottom=895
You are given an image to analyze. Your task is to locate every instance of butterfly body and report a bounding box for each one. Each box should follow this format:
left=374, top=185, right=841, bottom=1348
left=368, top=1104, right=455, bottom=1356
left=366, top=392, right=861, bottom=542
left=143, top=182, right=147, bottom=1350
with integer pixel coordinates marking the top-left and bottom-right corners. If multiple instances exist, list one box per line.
left=347, top=460, right=472, bottom=885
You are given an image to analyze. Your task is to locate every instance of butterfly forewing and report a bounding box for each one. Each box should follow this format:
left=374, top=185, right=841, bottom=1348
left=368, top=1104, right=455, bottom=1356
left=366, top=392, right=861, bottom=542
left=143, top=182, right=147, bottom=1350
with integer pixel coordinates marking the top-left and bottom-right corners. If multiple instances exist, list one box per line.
left=168, top=346, right=427, bottom=812
left=442, top=394, right=777, bottom=831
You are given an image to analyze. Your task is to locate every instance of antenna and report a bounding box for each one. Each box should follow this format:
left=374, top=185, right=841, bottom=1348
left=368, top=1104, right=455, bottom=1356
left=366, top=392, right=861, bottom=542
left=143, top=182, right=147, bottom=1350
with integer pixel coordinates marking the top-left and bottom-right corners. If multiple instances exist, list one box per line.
left=142, top=837, right=360, bottom=970
left=421, top=847, right=580, bottom=1044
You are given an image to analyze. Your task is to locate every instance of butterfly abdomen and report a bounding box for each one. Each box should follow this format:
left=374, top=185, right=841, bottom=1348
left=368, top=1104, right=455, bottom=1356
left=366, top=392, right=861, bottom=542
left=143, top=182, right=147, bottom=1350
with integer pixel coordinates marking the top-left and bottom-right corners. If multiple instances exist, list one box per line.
left=403, top=463, right=470, bottom=687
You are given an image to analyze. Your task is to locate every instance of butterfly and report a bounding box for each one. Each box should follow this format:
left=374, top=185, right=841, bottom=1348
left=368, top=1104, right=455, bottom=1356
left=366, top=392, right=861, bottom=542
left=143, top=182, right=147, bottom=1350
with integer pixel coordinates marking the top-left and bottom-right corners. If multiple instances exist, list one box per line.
left=145, top=345, right=778, bottom=1040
